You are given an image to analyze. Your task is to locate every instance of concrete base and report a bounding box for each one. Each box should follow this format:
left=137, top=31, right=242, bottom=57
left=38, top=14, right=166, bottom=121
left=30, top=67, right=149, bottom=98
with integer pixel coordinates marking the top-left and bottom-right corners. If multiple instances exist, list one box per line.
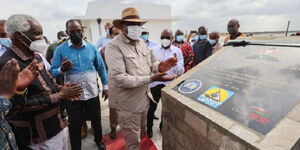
left=161, top=44, right=300, bottom=150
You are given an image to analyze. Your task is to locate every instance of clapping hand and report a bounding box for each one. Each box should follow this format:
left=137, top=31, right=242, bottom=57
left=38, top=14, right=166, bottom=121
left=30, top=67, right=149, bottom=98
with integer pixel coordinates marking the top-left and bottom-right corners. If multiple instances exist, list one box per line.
left=158, top=53, right=178, bottom=72
left=17, top=59, right=39, bottom=91
left=151, top=72, right=177, bottom=82
left=0, top=59, right=20, bottom=99
left=61, top=57, right=73, bottom=72
left=58, top=83, right=83, bottom=101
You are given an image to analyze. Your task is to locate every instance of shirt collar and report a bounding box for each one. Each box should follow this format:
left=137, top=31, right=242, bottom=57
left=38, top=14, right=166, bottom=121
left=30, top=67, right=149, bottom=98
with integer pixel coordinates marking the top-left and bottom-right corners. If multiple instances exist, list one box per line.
left=68, top=40, right=86, bottom=48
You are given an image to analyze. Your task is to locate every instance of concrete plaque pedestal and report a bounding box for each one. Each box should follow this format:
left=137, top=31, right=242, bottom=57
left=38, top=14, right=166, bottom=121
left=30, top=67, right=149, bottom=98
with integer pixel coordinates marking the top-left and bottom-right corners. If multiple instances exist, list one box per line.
left=161, top=39, right=300, bottom=150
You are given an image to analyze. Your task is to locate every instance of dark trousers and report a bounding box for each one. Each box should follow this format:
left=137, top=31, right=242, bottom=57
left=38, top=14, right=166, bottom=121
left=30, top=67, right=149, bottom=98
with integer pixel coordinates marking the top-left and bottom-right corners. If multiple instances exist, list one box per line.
left=147, top=84, right=165, bottom=129
left=66, top=96, right=103, bottom=150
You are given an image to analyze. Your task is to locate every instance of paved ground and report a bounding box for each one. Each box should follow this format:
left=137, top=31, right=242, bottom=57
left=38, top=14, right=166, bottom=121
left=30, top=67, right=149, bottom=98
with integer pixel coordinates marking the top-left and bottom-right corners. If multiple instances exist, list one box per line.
left=79, top=98, right=163, bottom=150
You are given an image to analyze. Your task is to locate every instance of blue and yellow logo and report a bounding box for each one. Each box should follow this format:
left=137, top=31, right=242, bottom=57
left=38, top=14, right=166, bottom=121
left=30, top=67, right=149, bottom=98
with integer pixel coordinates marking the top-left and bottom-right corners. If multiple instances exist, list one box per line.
left=197, top=86, right=235, bottom=109
left=178, top=79, right=202, bottom=94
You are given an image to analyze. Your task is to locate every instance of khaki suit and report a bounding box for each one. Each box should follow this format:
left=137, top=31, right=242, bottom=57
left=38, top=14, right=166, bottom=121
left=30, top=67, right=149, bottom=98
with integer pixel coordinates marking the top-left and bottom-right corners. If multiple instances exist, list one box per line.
left=105, top=33, right=159, bottom=150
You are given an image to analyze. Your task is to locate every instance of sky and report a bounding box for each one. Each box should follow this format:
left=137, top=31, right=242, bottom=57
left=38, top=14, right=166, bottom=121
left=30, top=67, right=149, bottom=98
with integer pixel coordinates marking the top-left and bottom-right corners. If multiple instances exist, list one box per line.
left=1, top=0, right=300, bottom=41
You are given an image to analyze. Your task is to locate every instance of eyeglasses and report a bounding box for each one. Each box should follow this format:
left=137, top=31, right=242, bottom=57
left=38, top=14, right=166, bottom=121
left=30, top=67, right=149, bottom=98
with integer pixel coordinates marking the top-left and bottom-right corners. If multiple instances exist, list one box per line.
left=161, top=37, right=171, bottom=40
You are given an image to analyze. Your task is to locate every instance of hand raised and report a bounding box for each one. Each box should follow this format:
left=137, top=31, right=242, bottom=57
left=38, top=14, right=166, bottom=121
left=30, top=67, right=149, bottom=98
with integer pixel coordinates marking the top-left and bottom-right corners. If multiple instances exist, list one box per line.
left=61, top=57, right=73, bottom=72
left=158, top=54, right=178, bottom=72
left=0, top=59, right=20, bottom=99
left=17, top=59, right=39, bottom=91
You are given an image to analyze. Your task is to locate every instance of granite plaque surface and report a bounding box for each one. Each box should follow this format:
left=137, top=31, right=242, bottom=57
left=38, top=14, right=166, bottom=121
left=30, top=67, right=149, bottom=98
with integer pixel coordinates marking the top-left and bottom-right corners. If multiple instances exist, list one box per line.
left=173, top=45, right=300, bottom=134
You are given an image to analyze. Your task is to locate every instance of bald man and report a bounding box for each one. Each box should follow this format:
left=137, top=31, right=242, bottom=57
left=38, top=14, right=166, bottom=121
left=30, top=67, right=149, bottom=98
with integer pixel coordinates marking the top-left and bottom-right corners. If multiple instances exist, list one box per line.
left=147, top=29, right=184, bottom=137
left=51, top=19, right=108, bottom=150
left=224, top=19, right=247, bottom=44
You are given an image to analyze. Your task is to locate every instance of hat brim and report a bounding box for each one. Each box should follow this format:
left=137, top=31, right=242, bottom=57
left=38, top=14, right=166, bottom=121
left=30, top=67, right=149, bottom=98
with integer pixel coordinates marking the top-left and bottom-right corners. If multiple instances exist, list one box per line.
left=113, top=19, right=148, bottom=29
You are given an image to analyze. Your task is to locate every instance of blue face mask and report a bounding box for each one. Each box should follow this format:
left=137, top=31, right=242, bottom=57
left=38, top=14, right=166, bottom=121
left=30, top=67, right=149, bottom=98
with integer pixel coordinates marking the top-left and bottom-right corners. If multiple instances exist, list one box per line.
left=190, top=42, right=195, bottom=46
left=0, top=38, right=11, bottom=47
left=208, top=39, right=216, bottom=45
left=199, top=35, right=207, bottom=40
left=176, top=35, right=184, bottom=42
left=192, top=35, right=199, bottom=41
left=140, top=35, right=149, bottom=42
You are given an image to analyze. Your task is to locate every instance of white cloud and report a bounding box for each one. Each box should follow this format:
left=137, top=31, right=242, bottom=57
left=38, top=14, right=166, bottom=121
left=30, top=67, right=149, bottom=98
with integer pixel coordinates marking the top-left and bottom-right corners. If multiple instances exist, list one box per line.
left=0, top=0, right=299, bottom=41
left=1, top=0, right=90, bottom=41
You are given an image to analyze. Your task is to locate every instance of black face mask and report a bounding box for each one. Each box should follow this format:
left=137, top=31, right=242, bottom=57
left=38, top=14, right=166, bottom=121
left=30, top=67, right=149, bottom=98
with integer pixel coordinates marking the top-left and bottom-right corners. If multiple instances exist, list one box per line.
left=69, top=32, right=83, bottom=45
left=227, top=27, right=238, bottom=35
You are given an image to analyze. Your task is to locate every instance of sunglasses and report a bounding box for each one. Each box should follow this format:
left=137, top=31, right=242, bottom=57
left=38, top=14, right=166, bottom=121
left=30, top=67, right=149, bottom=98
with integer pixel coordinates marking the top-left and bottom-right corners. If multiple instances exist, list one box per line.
left=161, top=37, right=171, bottom=40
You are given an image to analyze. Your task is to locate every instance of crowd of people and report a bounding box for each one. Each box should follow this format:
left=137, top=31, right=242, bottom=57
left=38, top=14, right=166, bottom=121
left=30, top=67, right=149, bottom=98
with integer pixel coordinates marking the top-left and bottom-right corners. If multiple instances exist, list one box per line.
left=0, top=7, right=245, bottom=150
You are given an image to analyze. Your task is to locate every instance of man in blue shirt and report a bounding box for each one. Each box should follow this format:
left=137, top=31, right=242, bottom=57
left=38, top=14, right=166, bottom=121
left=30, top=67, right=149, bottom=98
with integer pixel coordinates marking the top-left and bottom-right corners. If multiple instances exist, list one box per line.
left=96, top=22, right=113, bottom=51
left=51, top=19, right=108, bottom=150
left=140, top=28, right=157, bottom=49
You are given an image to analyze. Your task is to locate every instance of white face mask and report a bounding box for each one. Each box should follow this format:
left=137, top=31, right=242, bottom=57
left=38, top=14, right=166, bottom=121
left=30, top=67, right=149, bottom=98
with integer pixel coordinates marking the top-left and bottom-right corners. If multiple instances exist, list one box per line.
left=127, top=25, right=142, bottom=40
left=30, top=39, right=49, bottom=53
left=161, top=39, right=171, bottom=48
left=20, top=32, right=49, bottom=53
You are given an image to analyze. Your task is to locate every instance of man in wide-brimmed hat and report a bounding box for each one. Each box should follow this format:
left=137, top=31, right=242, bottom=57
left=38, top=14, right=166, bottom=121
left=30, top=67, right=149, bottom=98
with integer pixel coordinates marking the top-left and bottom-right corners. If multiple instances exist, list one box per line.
left=105, top=7, right=178, bottom=150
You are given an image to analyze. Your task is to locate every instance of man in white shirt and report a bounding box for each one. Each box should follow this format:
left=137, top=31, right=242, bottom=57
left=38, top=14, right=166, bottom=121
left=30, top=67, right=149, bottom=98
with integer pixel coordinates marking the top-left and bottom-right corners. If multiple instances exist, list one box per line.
left=0, top=44, right=7, bottom=57
left=147, top=29, right=184, bottom=137
left=96, top=22, right=112, bottom=50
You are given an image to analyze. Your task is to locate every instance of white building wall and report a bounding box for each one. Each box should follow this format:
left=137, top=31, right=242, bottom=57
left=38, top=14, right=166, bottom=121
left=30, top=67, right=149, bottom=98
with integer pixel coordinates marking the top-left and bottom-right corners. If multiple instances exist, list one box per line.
left=82, top=19, right=172, bottom=45
left=82, top=20, right=101, bottom=43
left=90, top=20, right=100, bottom=43
left=83, top=2, right=172, bottom=20
left=145, top=20, right=172, bottom=44
left=77, top=2, right=182, bottom=44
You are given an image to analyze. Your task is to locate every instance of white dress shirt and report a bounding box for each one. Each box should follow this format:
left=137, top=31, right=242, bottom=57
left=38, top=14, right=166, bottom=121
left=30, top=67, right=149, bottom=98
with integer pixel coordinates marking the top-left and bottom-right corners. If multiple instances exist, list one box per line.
left=96, top=35, right=111, bottom=51
left=150, top=45, right=185, bottom=88
left=0, top=44, right=7, bottom=57
left=36, top=53, right=51, bottom=70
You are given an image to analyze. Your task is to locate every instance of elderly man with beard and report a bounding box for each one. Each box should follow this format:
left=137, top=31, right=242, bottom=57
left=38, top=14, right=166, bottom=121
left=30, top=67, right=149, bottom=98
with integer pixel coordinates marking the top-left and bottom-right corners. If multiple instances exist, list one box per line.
left=0, top=14, right=82, bottom=150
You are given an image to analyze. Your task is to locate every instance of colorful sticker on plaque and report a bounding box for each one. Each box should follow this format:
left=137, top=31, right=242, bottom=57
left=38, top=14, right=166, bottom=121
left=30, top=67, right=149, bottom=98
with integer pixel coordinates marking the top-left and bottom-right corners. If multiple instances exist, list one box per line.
left=178, top=79, right=202, bottom=94
left=197, top=86, right=235, bottom=109
left=247, top=106, right=270, bottom=125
